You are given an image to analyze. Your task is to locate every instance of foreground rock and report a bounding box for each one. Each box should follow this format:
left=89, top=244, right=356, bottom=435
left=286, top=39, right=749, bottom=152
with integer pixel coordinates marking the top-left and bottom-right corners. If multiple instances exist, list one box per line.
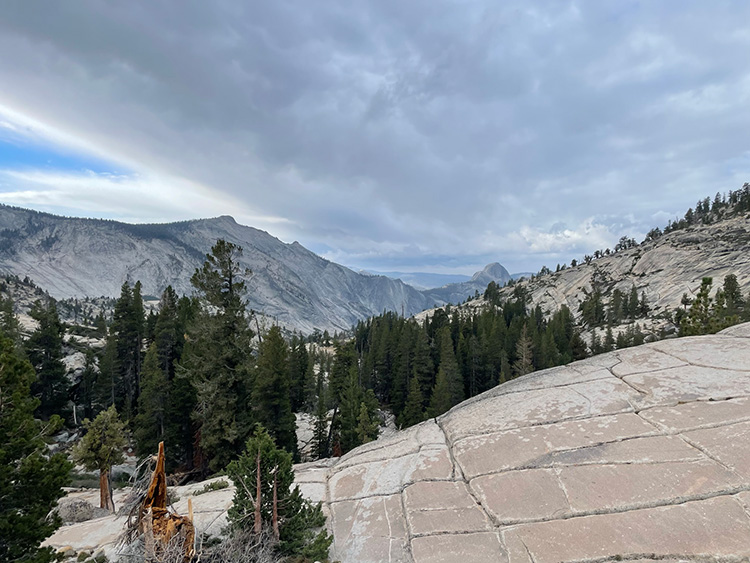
left=296, top=323, right=750, bottom=562
left=43, top=478, right=233, bottom=560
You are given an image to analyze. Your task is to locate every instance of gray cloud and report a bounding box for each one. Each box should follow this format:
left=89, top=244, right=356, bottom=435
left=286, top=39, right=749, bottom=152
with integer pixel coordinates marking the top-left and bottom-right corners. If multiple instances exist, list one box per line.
left=0, top=0, right=749, bottom=274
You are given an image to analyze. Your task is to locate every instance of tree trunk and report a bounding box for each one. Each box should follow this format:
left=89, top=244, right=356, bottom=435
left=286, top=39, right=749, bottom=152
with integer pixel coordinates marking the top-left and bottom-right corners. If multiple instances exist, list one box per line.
left=100, top=468, right=115, bottom=512
left=255, top=449, right=262, bottom=535
left=272, top=472, right=279, bottom=541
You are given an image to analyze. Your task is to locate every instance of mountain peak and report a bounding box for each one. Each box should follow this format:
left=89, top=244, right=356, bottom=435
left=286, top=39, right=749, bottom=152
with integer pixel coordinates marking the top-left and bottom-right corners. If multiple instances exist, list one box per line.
left=470, top=262, right=511, bottom=283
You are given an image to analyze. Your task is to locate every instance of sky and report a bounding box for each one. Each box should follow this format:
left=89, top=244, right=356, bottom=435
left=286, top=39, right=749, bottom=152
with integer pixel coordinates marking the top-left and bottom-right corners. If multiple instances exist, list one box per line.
left=1, top=1, right=749, bottom=275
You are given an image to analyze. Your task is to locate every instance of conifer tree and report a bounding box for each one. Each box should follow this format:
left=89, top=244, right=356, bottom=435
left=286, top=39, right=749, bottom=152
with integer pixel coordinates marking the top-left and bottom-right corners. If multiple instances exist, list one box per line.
left=681, top=277, right=714, bottom=336
left=134, top=343, right=168, bottom=457
left=254, top=326, right=297, bottom=458
left=428, top=366, right=452, bottom=418
left=132, top=280, right=145, bottom=377
left=26, top=300, right=69, bottom=419
left=437, top=326, right=464, bottom=407
left=164, top=294, right=199, bottom=470
left=0, top=294, right=22, bottom=350
left=336, top=367, right=367, bottom=454
left=513, top=324, right=534, bottom=377
left=226, top=426, right=332, bottom=559
left=312, top=374, right=329, bottom=460
left=181, top=239, right=254, bottom=472
left=603, top=326, right=615, bottom=352
left=723, top=274, right=744, bottom=318
left=287, top=334, right=310, bottom=413
left=412, top=330, right=434, bottom=404
left=74, top=349, right=98, bottom=422
left=498, top=349, right=512, bottom=384
left=0, top=336, right=71, bottom=563
left=627, top=285, right=639, bottom=319
left=390, top=326, right=415, bottom=417
left=400, top=376, right=425, bottom=428
left=72, top=405, right=127, bottom=511
left=355, top=401, right=379, bottom=445
left=109, top=281, right=145, bottom=420
left=329, top=340, right=356, bottom=404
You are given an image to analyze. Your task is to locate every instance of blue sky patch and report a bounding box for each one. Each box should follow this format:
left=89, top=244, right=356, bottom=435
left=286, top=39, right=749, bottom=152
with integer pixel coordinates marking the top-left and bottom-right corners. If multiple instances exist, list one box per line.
left=0, top=136, right=121, bottom=175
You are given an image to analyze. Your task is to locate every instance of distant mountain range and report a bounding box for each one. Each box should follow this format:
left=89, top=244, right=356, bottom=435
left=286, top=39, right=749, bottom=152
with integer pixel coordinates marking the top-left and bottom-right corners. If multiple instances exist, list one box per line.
left=0, top=205, right=511, bottom=333
left=364, top=270, right=472, bottom=291
left=372, top=266, right=522, bottom=292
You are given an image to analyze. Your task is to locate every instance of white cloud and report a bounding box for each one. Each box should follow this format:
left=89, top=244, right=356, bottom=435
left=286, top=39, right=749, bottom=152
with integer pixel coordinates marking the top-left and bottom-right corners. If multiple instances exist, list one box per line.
left=0, top=168, right=284, bottom=228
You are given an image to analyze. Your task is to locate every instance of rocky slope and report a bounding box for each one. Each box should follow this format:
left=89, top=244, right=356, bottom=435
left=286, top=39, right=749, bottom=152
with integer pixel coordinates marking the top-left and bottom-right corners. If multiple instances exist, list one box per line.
left=44, top=324, right=750, bottom=561
left=0, top=205, right=510, bottom=333
left=300, top=322, right=750, bottom=562
left=504, top=214, right=750, bottom=324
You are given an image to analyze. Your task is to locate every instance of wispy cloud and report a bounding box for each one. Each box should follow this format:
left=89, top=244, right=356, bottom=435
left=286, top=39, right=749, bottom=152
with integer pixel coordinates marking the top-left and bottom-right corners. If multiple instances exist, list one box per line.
left=0, top=168, right=283, bottom=228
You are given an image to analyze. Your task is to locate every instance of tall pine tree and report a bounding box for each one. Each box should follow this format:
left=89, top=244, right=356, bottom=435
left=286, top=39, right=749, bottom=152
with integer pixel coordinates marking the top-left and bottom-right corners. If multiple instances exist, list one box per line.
left=253, top=326, right=297, bottom=458
left=181, top=239, right=255, bottom=472
left=26, top=300, right=69, bottom=420
left=0, top=336, right=71, bottom=562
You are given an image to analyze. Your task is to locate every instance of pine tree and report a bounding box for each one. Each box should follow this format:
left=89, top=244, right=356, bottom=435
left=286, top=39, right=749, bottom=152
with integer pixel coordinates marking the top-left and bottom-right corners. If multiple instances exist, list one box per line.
left=390, top=326, right=414, bottom=417
left=400, top=376, right=425, bottom=428
left=75, top=350, right=98, bottom=422
left=26, top=300, right=69, bottom=420
left=355, top=401, right=379, bottom=445
left=226, top=426, right=332, bottom=559
left=109, top=281, right=144, bottom=421
left=681, top=278, right=713, bottom=336
left=72, top=405, right=127, bottom=511
left=164, top=294, right=198, bottom=470
left=329, top=341, right=356, bottom=405
left=181, top=239, right=255, bottom=472
left=253, top=326, right=297, bottom=458
left=312, top=373, right=329, bottom=460
left=723, top=274, right=744, bottom=318
left=603, top=326, right=615, bottom=352
left=513, top=324, right=534, bottom=377
left=133, top=343, right=168, bottom=458
left=436, top=326, right=464, bottom=408
left=287, top=334, right=305, bottom=412
left=0, top=336, right=72, bottom=563
left=336, top=367, right=364, bottom=454
left=0, top=294, right=22, bottom=350
left=412, top=329, right=434, bottom=404
left=428, top=366, right=452, bottom=418
left=153, top=286, right=182, bottom=379
left=627, top=285, right=639, bottom=319
left=132, top=281, right=145, bottom=381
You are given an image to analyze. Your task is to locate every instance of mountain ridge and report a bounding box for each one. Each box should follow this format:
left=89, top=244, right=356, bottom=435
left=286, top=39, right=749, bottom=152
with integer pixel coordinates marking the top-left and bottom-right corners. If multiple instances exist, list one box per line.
left=0, top=204, right=510, bottom=333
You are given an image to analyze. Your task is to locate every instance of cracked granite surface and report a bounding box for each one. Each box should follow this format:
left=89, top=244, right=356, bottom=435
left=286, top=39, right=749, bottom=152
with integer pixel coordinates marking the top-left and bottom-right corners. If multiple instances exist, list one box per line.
left=298, top=323, right=750, bottom=562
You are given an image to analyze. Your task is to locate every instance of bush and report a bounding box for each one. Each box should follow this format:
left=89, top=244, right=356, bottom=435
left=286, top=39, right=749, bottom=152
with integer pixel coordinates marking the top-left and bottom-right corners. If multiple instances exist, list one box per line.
left=227, top=425, right=332, bottom=561
left=193, top=479, right=229, bottom=496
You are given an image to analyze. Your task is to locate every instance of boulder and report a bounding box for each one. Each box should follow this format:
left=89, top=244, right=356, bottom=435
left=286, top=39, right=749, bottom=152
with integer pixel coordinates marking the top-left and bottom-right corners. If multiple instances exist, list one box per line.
left=56, top=498, right=108, bottom=524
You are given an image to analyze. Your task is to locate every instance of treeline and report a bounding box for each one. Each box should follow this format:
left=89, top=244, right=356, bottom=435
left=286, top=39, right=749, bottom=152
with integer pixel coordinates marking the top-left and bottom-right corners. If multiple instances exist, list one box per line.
left=678, top=275, right=749, bottom=335
left=347, top=286, right=588, bottom=430
left=524, top=183, right=750, bottom=280
left=661, top=183, right=750, bottom=235
left=578, top=284, right=650, bottom=328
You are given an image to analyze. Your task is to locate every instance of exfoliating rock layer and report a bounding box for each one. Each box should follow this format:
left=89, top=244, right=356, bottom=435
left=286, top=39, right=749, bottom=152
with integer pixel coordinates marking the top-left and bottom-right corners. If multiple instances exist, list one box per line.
left=300, top=323, right=750, bottom=562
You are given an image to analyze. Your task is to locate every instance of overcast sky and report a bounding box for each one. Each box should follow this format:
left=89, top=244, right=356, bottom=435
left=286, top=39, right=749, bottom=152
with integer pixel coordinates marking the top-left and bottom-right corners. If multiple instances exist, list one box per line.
left=1, top=1, right=749, bottom=275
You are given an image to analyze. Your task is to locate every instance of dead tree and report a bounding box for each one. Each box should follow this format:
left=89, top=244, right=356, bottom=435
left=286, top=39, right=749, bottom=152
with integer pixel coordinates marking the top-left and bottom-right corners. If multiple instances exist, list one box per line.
left=135, top=442, right=196, bottom=562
